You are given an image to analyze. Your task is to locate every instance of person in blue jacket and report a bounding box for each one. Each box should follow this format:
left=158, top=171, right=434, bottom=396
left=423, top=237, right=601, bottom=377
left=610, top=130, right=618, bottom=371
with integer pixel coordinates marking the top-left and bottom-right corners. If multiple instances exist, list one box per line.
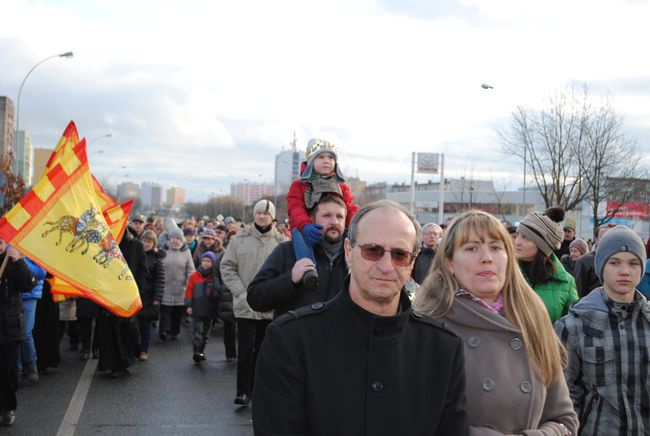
left=20, top=257, right=46, bottom=384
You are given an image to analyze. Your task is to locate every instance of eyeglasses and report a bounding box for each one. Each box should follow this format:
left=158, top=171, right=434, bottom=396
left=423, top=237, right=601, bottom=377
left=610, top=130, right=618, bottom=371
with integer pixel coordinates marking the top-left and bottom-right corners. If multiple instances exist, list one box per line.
left=354, top=243, right=416, bottom=267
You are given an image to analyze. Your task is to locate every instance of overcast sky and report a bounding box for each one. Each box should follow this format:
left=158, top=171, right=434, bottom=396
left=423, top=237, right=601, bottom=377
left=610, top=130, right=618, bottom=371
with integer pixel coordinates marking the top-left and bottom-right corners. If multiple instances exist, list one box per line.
left=2, top=0, right=649, bottom=200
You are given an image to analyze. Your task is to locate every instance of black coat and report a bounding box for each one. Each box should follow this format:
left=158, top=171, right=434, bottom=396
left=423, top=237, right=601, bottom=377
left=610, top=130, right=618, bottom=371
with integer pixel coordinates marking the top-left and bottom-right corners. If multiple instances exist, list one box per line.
left=119, top=233, right=148, bottom=294
left=214, top=251, right=233, bottom=322
left=0, top=253, right=36, bottom=344
left=412, top=246, right=436, bottom=284
left=247, top=240, right=348, bottom=318
left=138, top=249, right=166, bottom=320
left=77, top=297, right=101, bottom=318
left=252, top=282, right=469, bottom=436
left=574, top=251, right=601, bottom=298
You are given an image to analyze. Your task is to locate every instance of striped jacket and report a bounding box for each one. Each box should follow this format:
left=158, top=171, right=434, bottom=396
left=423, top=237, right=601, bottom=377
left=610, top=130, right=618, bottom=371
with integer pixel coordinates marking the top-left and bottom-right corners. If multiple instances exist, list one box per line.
left=555, top=288, right=650, bottom=435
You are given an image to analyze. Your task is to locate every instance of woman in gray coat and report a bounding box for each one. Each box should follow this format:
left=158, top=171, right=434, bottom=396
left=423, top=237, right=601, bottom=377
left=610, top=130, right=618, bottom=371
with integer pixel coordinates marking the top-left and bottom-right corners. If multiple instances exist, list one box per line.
left=414, top=210, right=578, bottom=435
left=160, top=228, right=195, bottom=341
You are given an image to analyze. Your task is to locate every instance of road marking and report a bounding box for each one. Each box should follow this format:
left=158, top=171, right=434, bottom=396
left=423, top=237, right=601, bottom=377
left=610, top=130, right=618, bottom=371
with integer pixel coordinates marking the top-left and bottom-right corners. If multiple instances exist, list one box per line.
left=56, top=358, right=98, bottom=436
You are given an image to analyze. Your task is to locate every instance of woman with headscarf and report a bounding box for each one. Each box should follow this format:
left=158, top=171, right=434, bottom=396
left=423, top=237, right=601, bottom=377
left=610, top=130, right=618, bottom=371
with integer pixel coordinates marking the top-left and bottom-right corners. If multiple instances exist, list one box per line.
left=560, top=238, right=589, bottom=279
left=160, top=227, right=195, bottom=341
left=514, top=207, right=579, bottom=324
left=414, top=210, right=578, bottom=435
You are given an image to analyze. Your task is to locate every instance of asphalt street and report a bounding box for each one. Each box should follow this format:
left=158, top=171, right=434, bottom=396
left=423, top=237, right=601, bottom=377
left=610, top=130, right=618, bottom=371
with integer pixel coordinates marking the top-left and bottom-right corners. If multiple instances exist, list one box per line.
left=5, top=322, right=253, bottom=436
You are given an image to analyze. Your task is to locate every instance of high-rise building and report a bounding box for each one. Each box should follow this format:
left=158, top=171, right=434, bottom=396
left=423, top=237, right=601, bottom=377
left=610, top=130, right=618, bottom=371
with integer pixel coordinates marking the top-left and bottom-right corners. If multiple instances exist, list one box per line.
left=230, top=181, right=274, bottom=206
left=0, top=96, right=15, bottom=159
left=274, top=133, right=305, bottom=196
left=13, top=130, right=33, bottom=185
left=33, top=148, right=53, bottom=182
left=166, top=186, right=186, bottom=206
left=117, top=181, right=141, bottom=201
left=141, top=182, right=164, bottom=209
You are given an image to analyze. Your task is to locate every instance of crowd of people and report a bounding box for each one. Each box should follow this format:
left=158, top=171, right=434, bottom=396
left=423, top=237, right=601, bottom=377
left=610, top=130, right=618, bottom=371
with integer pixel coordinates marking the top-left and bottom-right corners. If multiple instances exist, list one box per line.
left=1, top=138, right=650, bottom=435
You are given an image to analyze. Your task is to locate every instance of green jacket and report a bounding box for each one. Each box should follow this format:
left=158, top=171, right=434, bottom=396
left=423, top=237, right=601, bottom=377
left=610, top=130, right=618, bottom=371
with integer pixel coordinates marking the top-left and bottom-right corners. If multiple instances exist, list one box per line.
left=521, top=254, right=579, bottom=324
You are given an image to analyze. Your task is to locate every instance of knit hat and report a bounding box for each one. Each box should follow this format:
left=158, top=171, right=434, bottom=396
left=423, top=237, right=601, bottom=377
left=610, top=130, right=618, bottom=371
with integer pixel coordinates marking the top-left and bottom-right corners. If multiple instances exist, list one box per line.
left=183, top=227, right=195, bottom=236
left=594, top=226, right=646, bottom=282
left=132, top=214, right=145, bottom=223
left=224, top=216, right=235, bottom=225
left=254, top=199, right=276, bottom=220
left=201, top=251, right=217, bottom=265
left=168, top=227, right=183, bottom=239
left=518, top=207, right=565, bottom=257
left=569, top=238, right=589, bottom=256
left=300, top=138, right=345, bottom=181
left=201, top=228, right=217, bottom=239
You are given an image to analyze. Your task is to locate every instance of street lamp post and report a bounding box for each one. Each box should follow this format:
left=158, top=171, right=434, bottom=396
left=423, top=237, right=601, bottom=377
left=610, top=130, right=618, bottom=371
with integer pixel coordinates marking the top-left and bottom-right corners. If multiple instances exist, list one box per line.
left=89, top=133, right=112, bottom=146
left=14, top=51, right=74, bottom=149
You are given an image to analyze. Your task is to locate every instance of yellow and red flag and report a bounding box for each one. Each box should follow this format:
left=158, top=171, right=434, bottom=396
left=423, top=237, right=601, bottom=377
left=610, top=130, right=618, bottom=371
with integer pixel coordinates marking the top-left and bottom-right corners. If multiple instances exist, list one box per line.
left=43, top=121, right=79, bottom=177
left=47, top=275, right=84, bottom=297
left=92, top=174, right=118, bottom=212
left=0, top=137, right=141, bottom=317
left=103, top=200, right=134, bottom=243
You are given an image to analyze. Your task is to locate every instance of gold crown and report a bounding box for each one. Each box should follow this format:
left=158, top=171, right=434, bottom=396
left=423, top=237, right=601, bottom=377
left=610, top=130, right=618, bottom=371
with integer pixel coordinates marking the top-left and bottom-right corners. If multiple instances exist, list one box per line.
left=306, top=138, right=338, bottom=160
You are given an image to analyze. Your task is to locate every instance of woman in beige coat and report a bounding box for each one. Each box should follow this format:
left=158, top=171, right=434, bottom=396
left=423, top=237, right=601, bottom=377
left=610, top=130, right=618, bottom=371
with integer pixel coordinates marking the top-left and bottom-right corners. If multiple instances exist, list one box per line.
left=414, top=210, right=578, bottom=435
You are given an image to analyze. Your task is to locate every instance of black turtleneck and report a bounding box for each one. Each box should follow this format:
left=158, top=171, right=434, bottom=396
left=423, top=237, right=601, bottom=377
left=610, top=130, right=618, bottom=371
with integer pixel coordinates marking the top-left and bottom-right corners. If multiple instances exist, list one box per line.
left=255, top=223, right=273, bottom=234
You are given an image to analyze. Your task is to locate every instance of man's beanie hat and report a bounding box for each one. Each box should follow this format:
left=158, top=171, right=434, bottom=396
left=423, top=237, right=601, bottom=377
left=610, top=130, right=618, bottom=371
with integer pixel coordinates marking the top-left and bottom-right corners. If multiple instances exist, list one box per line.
left=168, top=227, right=183, bottom=239
left=254, top=199, right=276, bottom=220
left=569, top=238, right=589, bottom=256
left=201, top=251, right=217, bottom=265
left=594, top=226, right=646, bottom=282
left=518, top=207, right=565, bottom=257
left=201, top=228, right=217, bottom=239
left=183, top=227, right=195, bottom=236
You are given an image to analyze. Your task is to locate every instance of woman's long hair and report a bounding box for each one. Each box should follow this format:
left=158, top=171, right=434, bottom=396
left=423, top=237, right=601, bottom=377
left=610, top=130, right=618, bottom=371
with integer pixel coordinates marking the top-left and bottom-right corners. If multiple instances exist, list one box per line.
left=520, top=249, right=557, bottom=286
left=413, top=210, right=564, bottom=386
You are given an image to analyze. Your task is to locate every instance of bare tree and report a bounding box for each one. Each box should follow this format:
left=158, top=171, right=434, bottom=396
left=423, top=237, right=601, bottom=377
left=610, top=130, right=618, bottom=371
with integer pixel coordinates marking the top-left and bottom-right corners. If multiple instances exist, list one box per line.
left=456, top=170, right=479, bottom=210
left=0, top=154, right=26, bottom=214
left=578, top=96, right=645, bottom=237
left=500, top=85, right=590, bottom=211
left=501, top=84, right=646, bottom=236
left=491, top=178, right=511, bottom=219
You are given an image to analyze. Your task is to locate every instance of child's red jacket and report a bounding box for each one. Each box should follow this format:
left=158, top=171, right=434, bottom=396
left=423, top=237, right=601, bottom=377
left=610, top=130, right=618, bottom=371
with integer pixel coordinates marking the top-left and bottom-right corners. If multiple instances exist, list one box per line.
left=286, top=178, right=358, bottom=231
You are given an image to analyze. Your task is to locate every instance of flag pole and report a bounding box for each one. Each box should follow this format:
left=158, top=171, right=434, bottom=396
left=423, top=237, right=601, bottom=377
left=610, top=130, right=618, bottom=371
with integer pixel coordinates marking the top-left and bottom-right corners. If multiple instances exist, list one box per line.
left=0, top=252, right=10, bottom=281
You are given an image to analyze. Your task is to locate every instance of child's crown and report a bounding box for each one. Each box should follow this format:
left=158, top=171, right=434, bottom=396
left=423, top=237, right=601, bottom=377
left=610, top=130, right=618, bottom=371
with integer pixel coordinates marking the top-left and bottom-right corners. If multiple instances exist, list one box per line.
left=306, top=138, right=338, bottom=161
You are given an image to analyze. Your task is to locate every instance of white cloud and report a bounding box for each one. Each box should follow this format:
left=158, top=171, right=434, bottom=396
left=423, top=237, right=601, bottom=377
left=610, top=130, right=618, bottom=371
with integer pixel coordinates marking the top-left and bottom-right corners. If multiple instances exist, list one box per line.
left=1, top=0, right=649, bottom=198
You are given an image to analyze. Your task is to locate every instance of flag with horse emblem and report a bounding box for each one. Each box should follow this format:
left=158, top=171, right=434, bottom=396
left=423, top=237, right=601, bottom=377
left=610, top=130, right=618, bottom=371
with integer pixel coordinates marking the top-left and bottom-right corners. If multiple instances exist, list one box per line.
left=0, top=134, right=141, bottom=317
left=103, top=200, right=134, bottom=243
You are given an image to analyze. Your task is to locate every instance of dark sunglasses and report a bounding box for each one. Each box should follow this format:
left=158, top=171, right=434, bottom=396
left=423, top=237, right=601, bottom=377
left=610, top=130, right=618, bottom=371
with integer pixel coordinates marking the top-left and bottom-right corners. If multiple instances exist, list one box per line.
left=355, top=243, right=416, bottom=266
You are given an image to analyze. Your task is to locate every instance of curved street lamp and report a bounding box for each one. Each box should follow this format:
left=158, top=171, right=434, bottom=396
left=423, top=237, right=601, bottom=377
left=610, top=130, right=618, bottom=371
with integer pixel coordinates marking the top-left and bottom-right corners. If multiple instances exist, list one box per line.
left=14, top=51, right=74, bottom=150
left=89, top=133, right=112, bottom=146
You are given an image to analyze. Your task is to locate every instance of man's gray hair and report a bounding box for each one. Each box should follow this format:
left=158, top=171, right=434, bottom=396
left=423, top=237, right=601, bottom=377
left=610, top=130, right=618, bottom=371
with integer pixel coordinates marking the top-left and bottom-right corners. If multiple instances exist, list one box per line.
left=348, top=200, right=422, bottom=252
left=421, top=222, right=442, bottom=233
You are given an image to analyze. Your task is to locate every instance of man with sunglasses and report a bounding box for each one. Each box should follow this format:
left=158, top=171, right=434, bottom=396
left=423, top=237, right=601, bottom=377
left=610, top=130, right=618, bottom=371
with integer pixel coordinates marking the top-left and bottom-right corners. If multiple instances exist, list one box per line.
left=247, top=194, right=348, bottom=319
left=252, top=200, right=469, bottom=436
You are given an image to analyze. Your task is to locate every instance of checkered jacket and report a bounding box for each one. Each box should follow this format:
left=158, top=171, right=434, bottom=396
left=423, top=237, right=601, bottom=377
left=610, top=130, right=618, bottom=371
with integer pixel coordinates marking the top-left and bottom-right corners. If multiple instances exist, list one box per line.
left=555, top=288, right=650, bottom=435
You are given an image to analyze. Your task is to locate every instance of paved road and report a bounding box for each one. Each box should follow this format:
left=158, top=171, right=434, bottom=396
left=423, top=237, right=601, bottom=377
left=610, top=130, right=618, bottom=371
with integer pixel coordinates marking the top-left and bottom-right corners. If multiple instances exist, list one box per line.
left=6, top=322, right=253, bottom=436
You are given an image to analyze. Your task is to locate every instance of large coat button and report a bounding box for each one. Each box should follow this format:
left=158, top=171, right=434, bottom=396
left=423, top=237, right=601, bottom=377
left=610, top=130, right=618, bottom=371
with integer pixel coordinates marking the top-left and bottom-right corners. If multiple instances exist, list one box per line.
left=520, top=381, right=532, bottom=393
left=482, top=378, right=495, bottom=391
left=371, top=380, right=384, bottom=392
left=467, top=336, right=480, bottom=348
left=510, top=338, right=522, bottom=350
